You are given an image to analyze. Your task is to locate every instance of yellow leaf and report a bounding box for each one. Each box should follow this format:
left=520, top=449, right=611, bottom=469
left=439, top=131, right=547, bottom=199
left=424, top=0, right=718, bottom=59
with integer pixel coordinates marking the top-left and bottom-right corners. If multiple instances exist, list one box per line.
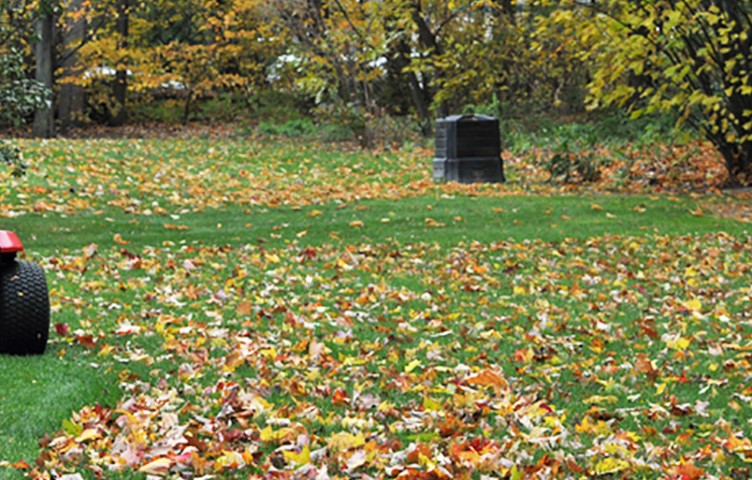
left=575, top=415, right=591, bottom=433
left=260, top=425, right=275, bottom=442
left=282, top=445, right=310, bottom=466
left=215, top=450, right=245, bottom=471
left=583, top=395, right=618, bottom=405
left=423, top=396, right=442, bottom=412
left=98, top=344, right=115, bottom=356
left=668, top=336, right=691, bottom=351
left=510, top=465, right=524, bottom=480
left=404, top=359, right=422, bottom=373
left=594, top=457, right=630, bottom=475
left=327, top=432, right=366, bottom=452
left=684, top=298, right=702, bottom=312
left=260, top=348, right=277, bottom=360
left=378, top=400, right=395, bottom=413
left=260, top=426, right=294, bottom=444
left=349, top=220, right=364, bottom=228
left=240, top=448, right=255, bottom=466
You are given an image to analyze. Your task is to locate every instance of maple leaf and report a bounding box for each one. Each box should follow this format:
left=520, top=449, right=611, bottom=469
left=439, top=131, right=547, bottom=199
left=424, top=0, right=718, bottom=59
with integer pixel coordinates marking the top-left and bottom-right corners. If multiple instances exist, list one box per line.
left=668, top=460, right=704, bottom=480
left=54, top=322, right=70, bottom=336
left=236, top=301, right=253, bottom=316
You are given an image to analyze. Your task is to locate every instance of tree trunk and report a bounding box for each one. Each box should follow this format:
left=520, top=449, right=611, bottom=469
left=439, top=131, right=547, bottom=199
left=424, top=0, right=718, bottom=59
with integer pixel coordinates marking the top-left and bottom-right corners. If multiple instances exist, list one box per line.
left=109, top=0, right=129, bottom=127
left=394, top=40, right=432, bottom=136
left=496, top=0, right=516, bottom=24
left=718, top=140, right=752, bottom=188
left=58, top=0, right=86, bottom=131
left=409, top=1, right=447, bottom=117
left=32, top=5, right=55, bottom=138
left=182, top=90, right=193, bottom=125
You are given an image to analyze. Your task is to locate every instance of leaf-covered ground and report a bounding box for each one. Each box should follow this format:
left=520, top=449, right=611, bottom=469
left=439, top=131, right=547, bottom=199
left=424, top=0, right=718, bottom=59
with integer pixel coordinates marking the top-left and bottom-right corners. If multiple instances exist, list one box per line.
left=1, top=135, right=751, bottom=479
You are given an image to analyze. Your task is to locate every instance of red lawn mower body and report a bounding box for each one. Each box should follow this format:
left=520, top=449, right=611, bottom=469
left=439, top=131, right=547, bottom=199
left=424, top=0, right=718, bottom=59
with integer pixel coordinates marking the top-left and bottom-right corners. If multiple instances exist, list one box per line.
left=0, top=230, right=24, bottom=254
left=0, top=230, right=50, bottom=355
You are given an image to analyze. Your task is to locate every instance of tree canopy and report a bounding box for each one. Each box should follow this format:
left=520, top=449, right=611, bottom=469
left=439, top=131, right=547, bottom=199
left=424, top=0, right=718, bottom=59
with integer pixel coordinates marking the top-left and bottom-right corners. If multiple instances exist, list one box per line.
left=556, top=0, right=752, bottom=186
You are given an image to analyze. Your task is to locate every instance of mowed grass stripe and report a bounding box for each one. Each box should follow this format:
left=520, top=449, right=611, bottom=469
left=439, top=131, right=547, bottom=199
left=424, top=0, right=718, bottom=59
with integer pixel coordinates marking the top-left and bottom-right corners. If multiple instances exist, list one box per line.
left=8, top=195, right=748, bottom=255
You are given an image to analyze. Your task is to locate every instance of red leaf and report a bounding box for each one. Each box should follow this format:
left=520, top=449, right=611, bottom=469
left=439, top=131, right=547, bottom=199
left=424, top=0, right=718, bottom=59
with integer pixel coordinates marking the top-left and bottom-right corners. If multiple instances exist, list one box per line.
left=54, top=322, right=69, bottom=336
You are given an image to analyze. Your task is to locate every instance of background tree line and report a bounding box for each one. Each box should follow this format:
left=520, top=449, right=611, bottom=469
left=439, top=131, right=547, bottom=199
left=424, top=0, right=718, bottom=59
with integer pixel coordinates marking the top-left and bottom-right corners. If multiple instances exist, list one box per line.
left=1, top=0, right=751, bottom=185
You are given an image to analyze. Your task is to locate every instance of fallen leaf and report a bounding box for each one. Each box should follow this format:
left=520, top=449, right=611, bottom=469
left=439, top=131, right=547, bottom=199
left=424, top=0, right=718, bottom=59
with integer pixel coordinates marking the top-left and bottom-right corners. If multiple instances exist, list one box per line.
left=139, top=457, right=173, bottom=476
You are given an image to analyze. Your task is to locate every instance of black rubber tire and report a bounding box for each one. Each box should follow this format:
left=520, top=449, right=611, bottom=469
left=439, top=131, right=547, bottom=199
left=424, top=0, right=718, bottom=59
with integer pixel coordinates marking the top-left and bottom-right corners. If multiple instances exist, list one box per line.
left=0, top=260, right=50, bottom=355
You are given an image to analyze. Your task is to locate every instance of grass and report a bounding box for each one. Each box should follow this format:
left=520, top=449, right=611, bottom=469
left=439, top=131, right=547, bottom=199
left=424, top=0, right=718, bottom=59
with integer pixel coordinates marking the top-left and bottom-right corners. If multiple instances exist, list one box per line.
left=0, top=136, right=750, bottom=478
left=10, top=195, right=747, bottom=254
left=0, top=353, right=120, bottom=467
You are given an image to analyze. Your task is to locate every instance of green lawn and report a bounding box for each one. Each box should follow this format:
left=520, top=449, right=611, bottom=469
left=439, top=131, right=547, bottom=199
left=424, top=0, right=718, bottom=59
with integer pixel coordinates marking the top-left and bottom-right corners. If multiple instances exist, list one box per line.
left=0, top=137, right=750, bottom=479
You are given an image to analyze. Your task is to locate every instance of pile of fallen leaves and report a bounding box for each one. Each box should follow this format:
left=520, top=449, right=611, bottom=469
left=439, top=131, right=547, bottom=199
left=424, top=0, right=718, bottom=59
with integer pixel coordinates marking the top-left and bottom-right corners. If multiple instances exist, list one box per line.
left=512, top=141, right=730, bottom=193
left=0, top=138, right=743, bottom=222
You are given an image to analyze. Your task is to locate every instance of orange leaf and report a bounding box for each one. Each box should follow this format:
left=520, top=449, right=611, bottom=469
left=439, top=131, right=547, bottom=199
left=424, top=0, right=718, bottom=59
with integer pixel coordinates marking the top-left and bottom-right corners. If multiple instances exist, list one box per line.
left=164, top=224, right=189, bottom=230
left=668, top=460, right=704, bottom=480
left=635, top=354, right=659, bottom=380
left=513, top=348, right=534, bottom=364
left=113, top=233, right=129, bottom=245
left=465, top=369, right=507, bottom=388
left=236, top=301, right=253, bottom=316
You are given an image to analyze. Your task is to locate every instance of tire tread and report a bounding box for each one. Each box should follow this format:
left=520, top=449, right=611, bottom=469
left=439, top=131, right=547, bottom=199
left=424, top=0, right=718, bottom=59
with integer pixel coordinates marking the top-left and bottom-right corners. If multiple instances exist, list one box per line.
left=0, top=260, right=50, bottom=355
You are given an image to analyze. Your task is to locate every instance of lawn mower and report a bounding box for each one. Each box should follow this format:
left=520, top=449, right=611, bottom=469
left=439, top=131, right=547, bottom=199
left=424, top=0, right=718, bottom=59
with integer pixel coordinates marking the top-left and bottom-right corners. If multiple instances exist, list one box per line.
left=0, top=230, right=49, bottom=355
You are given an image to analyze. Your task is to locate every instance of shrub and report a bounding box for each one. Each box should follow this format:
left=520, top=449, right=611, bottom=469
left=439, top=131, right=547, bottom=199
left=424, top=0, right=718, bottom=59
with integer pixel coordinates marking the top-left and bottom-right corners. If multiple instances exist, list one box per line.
left=0, top=141, right=27, bottom=177
left=0, top=49, right=50, bottom=128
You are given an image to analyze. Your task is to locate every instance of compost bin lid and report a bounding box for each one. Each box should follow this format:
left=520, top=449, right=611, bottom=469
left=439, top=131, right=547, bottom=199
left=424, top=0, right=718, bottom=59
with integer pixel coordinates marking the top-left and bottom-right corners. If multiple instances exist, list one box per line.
left=442, top=114, right=497, bottom=122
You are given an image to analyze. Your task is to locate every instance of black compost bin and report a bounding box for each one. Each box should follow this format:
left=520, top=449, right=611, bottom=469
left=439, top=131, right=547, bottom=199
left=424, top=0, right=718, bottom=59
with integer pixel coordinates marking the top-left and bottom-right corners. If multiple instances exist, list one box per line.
left=433, top=114, right=504, bottom=183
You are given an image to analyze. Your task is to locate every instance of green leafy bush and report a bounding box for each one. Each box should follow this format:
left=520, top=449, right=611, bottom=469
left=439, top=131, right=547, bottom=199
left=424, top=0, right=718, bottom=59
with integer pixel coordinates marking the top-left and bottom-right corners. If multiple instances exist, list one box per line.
left=0, top=141, right=27, bottom=177
left=257, top=118, right=319, bottom=137
left=0, top=48, right=50, bottom=127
